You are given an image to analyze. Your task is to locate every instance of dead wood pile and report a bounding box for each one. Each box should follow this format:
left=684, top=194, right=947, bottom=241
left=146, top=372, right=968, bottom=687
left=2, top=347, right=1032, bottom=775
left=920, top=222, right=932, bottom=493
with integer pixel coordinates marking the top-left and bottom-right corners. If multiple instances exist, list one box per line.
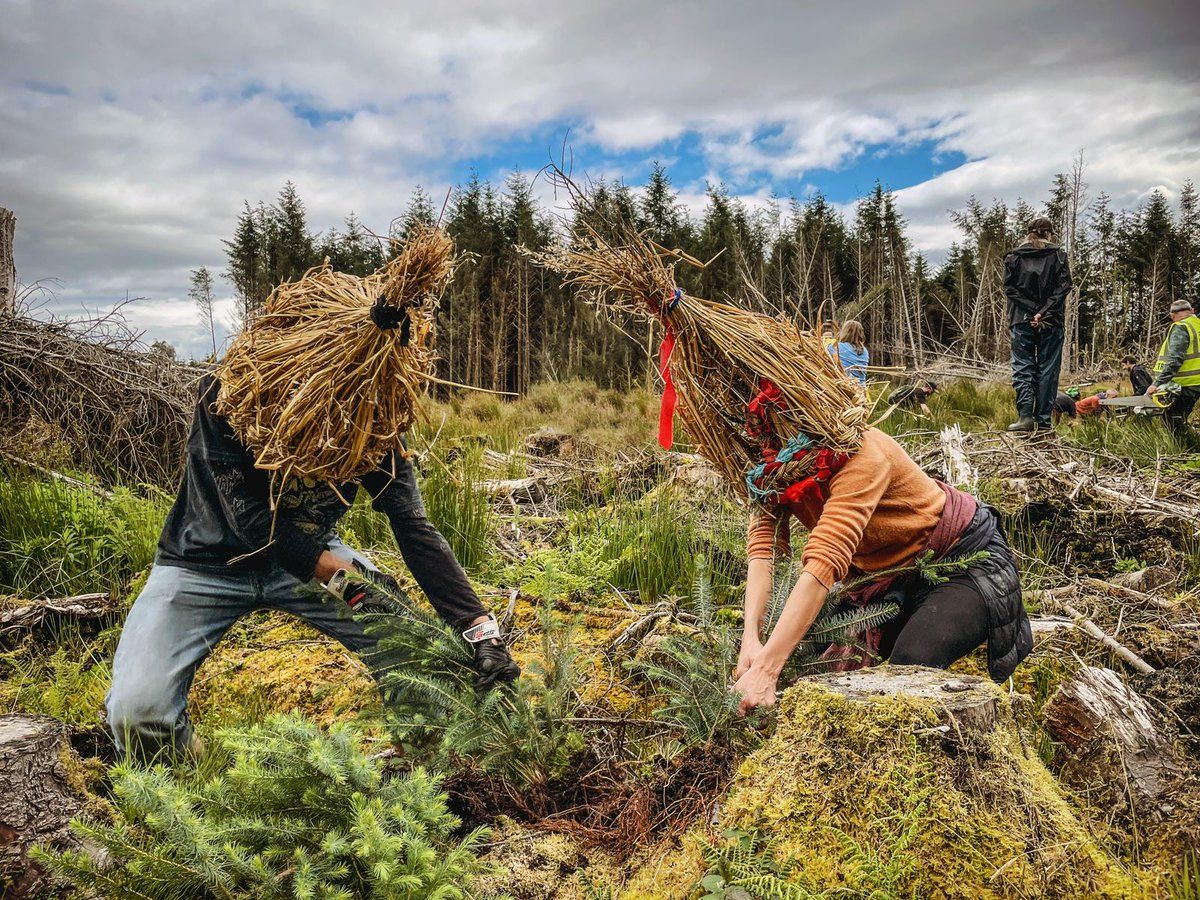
left=0, top=311, right=193, bottom=486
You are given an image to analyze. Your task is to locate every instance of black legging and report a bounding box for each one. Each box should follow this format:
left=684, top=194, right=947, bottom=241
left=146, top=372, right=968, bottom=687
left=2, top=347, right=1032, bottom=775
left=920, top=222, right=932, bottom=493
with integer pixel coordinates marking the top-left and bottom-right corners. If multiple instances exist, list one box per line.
left=877, top=574, right=990, bottom=669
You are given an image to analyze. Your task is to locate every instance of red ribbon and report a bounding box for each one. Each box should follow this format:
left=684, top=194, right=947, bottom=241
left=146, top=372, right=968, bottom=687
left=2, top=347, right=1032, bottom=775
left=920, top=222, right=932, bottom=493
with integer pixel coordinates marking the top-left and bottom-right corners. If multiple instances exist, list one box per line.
left=657, top=329, right=678, bottom=449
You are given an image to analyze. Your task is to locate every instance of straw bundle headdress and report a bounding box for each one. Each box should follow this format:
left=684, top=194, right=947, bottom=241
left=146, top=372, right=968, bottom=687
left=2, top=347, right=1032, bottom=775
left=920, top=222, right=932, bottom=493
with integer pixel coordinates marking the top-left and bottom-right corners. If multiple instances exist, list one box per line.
left=215, top=225, right=454, bottom=485
left=525, top=176, right=868, bottom=502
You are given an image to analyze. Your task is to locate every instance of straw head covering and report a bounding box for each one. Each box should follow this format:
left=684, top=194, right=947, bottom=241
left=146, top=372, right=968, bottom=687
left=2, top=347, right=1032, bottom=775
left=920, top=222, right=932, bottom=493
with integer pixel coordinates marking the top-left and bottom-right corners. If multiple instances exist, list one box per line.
left=215, top=226, right=454, bottom=484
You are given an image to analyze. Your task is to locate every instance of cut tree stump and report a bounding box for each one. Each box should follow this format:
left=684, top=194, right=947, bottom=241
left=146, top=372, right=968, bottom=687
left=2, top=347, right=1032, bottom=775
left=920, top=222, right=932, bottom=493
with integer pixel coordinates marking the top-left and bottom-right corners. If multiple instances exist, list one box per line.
left=0, top=715, right=88, bottom=898
left=805, top=665, right=999, bottom=733
left=1042, top=666, right=1182, bottom=824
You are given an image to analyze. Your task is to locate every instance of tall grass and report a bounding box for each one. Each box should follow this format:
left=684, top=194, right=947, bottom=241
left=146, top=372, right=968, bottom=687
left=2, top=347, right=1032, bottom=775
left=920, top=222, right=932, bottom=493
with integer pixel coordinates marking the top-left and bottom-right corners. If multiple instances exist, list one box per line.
left=417, top=444, right=494, bottom=573
left=0, top=470, right=166, bottom=597
left=567, top=489, right=744, bottom=602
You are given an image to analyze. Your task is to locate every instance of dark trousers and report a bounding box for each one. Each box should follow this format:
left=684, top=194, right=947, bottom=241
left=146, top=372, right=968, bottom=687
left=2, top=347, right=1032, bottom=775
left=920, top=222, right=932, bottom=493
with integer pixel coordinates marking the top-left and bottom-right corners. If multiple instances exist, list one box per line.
left=1011, top=322, right=1064, bottom=427
left=878, top=575, right=989, bottom=669
left=1164, top=386, right=1200, bottom=438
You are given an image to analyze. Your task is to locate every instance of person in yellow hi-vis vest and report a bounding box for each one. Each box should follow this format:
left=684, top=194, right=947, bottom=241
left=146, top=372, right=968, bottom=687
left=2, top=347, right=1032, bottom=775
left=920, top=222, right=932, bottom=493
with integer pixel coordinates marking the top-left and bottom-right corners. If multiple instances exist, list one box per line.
left=1147, top=299, right=1200, bottom=437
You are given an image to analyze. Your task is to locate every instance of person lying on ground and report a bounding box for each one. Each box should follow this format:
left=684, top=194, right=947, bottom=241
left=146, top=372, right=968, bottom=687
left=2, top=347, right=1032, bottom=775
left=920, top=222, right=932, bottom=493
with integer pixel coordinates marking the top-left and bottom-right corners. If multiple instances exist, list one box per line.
left=1073, top=389, right=1116, bottom=417
left=1147, top=299, right=1200, bottom=438
left=732, top=421, right=1031, bottom=715
left=887, top=379, right=937, bottom=417
left=1122, top=355, right=1153, bottom=396
left=105, top=374, right=519, bottom=762
left=1051, top=389, right=1077, bottom=424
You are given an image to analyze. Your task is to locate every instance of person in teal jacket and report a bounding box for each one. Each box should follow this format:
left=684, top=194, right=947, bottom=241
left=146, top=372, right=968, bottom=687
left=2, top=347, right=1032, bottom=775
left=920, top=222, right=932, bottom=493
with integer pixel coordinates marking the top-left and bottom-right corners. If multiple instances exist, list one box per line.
left=829, top=319, right=870, bottom=387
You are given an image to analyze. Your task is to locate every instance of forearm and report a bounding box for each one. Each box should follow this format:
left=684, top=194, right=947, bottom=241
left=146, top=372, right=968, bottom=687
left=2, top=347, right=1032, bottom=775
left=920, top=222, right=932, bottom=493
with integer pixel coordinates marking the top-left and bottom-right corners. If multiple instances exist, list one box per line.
left=390, top=515, right=487, bottom=627
left=743, top=558, right=773, bottom=640
left=754, top=572, right=829, bottom=676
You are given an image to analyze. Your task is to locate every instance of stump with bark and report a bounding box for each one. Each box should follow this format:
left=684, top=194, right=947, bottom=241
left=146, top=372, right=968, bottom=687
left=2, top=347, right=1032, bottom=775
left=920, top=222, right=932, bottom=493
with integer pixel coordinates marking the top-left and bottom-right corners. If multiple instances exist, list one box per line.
left=0, top=715, right=87, bottom=898
left=1042, top=666, right=1182, bottom=826
left=806, top=665, right=999, bottom=733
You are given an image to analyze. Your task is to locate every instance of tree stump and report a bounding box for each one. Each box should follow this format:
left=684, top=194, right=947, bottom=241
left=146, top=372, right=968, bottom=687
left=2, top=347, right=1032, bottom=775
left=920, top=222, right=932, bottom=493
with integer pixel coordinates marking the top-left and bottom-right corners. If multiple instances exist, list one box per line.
left=805, top=665, right=999, bottom=733
left=0, top=715, right=86, bottom=898
left=1042, top=666, right=1182, bottom=824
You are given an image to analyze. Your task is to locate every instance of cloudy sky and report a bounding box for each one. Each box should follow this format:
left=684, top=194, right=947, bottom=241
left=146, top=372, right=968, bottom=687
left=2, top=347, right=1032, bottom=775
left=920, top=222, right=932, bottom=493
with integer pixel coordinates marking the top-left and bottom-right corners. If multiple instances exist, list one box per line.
left=2, top=0, right=1198, bottom=358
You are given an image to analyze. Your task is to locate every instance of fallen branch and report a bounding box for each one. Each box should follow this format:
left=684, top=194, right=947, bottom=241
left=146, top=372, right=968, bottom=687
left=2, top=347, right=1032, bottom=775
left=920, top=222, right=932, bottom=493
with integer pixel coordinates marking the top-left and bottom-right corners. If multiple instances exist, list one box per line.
left=0, top=592, right=113, bottom=635
left=1061, top=602, right=1155, bottom=674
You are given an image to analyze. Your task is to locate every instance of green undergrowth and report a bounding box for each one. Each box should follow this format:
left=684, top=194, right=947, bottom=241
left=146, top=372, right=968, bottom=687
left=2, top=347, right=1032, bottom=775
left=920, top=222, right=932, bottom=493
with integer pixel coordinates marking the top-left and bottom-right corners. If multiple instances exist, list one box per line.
left=626, top=679, right=1145, bottom=900
left=0, top=468, right=166, bottom=596
left=34, top=714, right=491, bottom=899
left=421, top=380, right=659, bottom=454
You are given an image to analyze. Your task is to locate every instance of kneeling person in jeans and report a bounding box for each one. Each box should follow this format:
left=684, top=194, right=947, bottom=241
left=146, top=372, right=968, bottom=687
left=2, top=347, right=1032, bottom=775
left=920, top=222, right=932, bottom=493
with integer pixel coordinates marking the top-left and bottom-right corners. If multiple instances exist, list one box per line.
left=106, top=374, right=519, bottom=761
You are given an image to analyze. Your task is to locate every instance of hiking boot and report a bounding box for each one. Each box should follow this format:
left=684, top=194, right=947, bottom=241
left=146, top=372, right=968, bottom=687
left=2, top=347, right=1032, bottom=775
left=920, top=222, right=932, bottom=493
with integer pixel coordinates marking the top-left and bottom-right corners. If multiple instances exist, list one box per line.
left=1006, top=416, right=1036, bottom=433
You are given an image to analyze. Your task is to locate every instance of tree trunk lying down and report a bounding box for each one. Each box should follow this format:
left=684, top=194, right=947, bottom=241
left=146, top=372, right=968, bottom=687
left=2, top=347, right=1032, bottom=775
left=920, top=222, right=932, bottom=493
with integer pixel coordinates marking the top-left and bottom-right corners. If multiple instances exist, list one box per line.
left=1042, top=666, right=1182, bottom=825
left=806, top=665, right=999, bottom=733
left=0, top=715, right=86, bottom=898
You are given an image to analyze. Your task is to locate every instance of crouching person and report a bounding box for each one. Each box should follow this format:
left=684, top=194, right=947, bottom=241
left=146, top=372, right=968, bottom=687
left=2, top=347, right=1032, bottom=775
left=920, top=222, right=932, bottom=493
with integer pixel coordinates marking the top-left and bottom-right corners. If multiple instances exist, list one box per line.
left=106, top=374, right=519, bottom=761
left=734, top=423, right=1031, bottom=714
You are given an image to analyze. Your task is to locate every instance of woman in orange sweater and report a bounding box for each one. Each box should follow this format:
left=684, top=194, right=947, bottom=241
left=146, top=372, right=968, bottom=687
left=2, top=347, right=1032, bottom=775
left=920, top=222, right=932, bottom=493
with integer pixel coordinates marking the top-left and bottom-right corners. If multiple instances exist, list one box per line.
left=732, top=425, right=1031, bottom=713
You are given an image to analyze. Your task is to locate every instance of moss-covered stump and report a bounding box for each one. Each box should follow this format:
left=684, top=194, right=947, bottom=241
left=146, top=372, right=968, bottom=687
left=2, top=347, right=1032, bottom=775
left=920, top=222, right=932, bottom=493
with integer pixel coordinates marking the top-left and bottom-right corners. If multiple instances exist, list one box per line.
left=624, top=666, right=1142, bottom=899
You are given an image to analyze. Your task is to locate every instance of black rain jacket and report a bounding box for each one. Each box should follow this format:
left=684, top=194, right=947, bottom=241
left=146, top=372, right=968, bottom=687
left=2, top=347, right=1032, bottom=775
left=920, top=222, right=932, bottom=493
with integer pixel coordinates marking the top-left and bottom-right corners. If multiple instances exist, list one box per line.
left=1003, top=243, right=1072, bottom=327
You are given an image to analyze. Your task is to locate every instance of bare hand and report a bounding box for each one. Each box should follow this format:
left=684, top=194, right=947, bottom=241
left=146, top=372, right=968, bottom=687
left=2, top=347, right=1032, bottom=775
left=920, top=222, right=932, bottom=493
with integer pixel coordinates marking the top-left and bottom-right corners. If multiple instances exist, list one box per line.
left=733, top=664, right=779, bottom=716
left=736, top=633, right=764, bottom=679
left=1030, top=313, right=1043, bottom=329
left=1146, top=384, right=1159, bottom=395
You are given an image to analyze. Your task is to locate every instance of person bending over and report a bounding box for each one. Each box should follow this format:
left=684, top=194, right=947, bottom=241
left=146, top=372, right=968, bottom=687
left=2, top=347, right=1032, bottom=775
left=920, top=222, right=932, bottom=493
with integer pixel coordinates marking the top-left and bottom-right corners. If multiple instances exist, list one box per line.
left=106, top=375, right=519, bottom=760
left=887, top=379, right=937, bottom=417
left=733, top=425, right=1031, bottom=714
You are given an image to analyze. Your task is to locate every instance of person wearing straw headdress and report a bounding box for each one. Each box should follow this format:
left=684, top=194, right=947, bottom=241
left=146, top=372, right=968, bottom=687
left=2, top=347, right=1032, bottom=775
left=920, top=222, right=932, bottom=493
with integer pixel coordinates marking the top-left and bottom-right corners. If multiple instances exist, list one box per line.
left=733, top=412, right=1031, bottom=713
left=524, top=176, right=1030, bottom=717
left=105, top=231, right=519, bottom=761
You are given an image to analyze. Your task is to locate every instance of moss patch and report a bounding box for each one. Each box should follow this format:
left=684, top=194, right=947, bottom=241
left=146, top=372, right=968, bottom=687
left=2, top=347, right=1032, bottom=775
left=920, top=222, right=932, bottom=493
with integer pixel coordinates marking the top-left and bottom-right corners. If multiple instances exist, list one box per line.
left=625, top=678, right=1146, bottom=899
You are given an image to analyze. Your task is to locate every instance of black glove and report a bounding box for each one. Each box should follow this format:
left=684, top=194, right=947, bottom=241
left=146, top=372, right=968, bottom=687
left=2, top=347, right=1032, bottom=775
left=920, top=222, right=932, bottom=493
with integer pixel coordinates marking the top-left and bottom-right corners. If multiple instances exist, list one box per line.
left=463, top=616, right=520, bottom=691
left=324, top=564, right=411, bottom=617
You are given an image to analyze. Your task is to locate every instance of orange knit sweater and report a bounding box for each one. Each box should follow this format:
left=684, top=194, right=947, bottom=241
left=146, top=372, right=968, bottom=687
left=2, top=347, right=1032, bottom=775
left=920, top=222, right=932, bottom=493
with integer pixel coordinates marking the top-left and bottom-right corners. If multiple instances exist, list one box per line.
left=746, top=427, right=945, bottom=588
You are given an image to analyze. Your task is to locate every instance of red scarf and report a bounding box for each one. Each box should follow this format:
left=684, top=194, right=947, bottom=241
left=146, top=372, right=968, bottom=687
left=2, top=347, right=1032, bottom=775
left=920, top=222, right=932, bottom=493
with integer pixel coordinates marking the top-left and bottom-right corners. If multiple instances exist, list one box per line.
left=746, top=378, right=850, bottom=505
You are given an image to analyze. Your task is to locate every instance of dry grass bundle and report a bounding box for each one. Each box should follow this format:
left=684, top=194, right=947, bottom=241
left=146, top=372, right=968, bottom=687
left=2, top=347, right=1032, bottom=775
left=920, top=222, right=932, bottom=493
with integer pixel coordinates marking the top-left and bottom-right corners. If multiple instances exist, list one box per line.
left=0, top=310, right=193, bottom=485
left=525, top=173, right=867, bottom=495
left=215, top=226, right=454, bottom=484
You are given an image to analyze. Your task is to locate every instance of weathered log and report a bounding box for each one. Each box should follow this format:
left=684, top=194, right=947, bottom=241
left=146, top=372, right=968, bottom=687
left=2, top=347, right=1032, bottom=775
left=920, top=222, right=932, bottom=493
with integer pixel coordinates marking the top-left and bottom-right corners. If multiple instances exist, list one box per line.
left=481, top=476, right=548, bottom=505
left=805, top=665, right=999, bottom=733
left=1042, top=666, right=1182, bottom=824
left=0, top=715, right=86, bottom=898
left=1109, top=566, right=1176, bottom=595
left=0, top=593, right=113, bottom=637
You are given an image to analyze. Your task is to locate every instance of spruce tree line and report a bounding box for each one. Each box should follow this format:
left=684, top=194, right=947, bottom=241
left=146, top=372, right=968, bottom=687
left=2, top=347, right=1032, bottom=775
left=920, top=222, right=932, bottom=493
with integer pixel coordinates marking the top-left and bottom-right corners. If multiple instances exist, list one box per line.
left=221, top=163, right=1200, bottom=391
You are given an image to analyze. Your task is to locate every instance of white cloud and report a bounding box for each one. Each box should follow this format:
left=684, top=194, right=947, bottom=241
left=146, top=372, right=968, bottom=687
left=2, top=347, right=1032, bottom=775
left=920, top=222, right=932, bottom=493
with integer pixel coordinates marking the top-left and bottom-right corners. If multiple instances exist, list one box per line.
left=1, top=0, right=1197, bottom=354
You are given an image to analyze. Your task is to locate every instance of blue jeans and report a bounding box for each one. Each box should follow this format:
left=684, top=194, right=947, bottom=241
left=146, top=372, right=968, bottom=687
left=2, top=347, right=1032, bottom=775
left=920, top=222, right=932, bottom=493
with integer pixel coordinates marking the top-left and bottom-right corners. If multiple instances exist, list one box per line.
left=1011, top=322, right=1064, bottom=427
left=105, top=539, right=377, bottom=760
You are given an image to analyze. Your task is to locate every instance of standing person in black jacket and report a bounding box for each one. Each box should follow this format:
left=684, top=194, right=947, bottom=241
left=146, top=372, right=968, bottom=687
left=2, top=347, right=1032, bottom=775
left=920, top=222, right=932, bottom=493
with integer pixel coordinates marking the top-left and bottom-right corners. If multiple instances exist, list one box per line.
left=1004, top=217, right=1072, bottom=432
left=105, top=374, right=520, bottom=762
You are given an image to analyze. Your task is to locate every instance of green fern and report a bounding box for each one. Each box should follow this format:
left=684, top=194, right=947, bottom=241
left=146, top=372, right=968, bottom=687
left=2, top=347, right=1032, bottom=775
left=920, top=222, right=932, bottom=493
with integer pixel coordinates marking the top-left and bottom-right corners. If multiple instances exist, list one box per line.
left=628, top=627, right=747, bottom=751
left=692, top=552, right=714, bottom=628
left=697, top=828, right=827, bottom=899
left=33, top=715, right=489, bottom=899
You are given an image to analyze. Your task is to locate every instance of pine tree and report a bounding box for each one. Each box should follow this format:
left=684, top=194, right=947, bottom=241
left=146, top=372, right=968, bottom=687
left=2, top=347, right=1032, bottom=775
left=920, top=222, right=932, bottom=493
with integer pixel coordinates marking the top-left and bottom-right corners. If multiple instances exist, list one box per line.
left=188, top=266, right=217, bottom=359
left=34, top=715, right=490, bottom=899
